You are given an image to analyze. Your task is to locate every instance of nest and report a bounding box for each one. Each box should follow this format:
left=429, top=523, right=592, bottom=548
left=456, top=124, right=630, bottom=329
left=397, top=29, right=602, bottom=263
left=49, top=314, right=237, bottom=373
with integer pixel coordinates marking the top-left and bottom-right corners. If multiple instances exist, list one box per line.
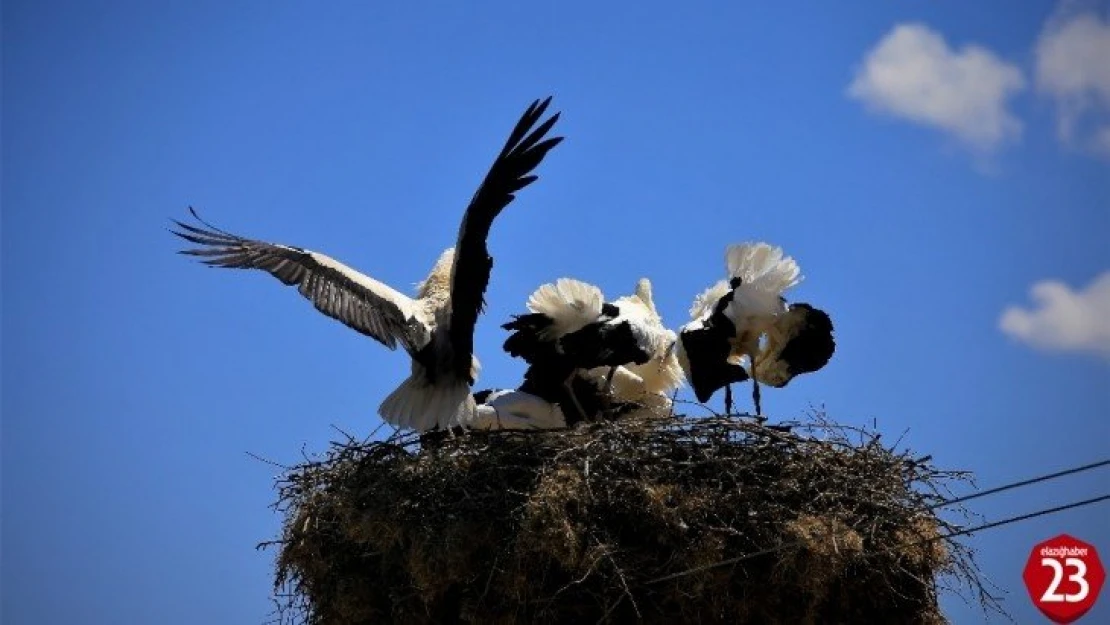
left=264, top=409, right=993, bottom=624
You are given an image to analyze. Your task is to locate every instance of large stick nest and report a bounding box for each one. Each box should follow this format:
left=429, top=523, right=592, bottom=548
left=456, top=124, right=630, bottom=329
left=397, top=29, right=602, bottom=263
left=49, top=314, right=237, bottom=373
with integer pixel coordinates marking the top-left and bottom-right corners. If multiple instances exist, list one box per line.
left=264, top=409, right=992, bottom=624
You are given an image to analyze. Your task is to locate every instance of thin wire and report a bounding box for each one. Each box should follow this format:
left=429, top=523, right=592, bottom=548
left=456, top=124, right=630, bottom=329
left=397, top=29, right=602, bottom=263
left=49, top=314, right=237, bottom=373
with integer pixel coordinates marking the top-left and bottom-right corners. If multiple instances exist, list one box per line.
left=928, top=458, right=1110, bottom=510
left=645, top=494, right=1110, bottom=586
left=939, top=494, right=1110, bottom=540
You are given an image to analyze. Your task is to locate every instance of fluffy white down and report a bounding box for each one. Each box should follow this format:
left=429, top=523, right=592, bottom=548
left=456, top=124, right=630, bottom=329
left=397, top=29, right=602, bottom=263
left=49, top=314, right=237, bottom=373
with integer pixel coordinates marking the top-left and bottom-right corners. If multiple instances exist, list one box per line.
left=526, top=277, right=605, bottom=339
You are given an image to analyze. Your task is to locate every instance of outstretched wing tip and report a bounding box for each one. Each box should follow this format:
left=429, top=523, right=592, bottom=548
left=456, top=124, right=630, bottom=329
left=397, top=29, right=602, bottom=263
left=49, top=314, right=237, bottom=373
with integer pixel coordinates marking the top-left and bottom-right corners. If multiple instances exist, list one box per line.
left=446, top=96, right=565, bottom=373
left=527, top=95, right=556, bottom=118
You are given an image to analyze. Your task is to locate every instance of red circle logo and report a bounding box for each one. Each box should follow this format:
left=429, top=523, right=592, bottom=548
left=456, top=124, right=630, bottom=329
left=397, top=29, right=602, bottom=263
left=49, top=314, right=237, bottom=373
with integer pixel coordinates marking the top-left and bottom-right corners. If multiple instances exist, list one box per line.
left=1023, top=534, right=1105, bottom=623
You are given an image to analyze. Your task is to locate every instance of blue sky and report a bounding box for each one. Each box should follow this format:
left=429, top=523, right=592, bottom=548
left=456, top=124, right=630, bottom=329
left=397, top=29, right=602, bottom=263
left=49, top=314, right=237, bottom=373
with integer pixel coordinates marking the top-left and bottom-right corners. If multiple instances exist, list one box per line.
left=3, top=1, right=1108, bottom=623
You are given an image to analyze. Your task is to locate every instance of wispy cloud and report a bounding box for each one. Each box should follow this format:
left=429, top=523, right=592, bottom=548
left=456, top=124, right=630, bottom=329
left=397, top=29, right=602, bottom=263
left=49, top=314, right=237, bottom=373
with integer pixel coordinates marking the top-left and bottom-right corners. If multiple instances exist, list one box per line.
left=1034, top=7, right=1110, bottom=159
left=848, top=23, right=1026, bottom=153
left=999, top=271, right=1110, bottom=359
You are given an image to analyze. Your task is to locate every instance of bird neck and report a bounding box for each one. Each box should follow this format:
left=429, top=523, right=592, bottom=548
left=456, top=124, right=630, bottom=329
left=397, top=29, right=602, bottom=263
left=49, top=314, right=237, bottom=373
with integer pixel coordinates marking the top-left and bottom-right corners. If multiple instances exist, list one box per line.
left=416, top=248, right=455, bottom=306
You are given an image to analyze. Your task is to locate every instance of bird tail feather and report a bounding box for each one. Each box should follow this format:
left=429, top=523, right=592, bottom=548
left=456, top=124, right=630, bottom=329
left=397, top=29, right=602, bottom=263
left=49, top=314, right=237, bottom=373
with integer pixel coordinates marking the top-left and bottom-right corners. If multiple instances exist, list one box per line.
left=502, top=313, right=556, bottom=360
left=378, top=373, right=477, bottom=432
left=689, top=280, right=732, bottom=320
left=725, top=242, right=802, bottom=294
left=526, top=278, right=604, bottom=338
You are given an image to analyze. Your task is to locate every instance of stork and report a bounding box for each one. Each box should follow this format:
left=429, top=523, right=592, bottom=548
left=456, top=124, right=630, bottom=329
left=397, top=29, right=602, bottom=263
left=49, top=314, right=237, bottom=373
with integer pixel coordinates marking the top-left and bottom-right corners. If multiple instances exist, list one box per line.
left=501, top=277, right=676, bottom=423
left=170, top=96, right=563, bottom=433
left=675, top=242, right=803, bottom=415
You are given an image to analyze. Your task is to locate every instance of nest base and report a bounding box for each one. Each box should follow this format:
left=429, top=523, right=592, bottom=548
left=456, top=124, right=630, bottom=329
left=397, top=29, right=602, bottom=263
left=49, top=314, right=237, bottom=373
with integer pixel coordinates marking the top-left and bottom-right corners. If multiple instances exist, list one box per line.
left=266, top=411, right=988, bottom=624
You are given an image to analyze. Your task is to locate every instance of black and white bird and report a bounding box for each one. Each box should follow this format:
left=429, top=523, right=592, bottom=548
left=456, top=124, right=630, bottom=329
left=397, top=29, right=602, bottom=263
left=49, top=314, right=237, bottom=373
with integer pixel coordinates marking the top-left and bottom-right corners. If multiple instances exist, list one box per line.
left=170, top=96, right=563, bottom=433
left=752, top=301, right=836, bottom=390
left=676, top=242, right=822, bottom=415
left=502, top=277, right=677, bottom=423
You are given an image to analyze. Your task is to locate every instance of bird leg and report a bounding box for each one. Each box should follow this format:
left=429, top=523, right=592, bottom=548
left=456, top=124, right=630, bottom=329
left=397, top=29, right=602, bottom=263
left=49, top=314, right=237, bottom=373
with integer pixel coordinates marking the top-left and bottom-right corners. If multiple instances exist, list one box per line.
left=724, top=384, right=734, bottom=416
left=563, top=372, right=590, bottom=423
left=749, top=353, right=763, bottom=417
left=604, top=366, right=618, bottom=395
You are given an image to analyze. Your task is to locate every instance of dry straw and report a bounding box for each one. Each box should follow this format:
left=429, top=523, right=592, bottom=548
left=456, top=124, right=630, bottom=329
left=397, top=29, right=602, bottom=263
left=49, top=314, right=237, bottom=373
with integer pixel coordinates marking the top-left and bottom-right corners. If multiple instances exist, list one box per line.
left=262, top=408, right=997, bottom=624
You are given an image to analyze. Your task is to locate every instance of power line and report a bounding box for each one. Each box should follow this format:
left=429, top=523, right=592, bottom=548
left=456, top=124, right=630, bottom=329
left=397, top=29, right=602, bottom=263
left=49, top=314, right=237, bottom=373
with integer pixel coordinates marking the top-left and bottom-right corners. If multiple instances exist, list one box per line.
left=939, top=494, right=1110, bottom=540
left=646, top=493, right=1110, bottom=586
left=640, top=456, right=1110, bottom=586
left=928, top=458, right=1110, bottom=510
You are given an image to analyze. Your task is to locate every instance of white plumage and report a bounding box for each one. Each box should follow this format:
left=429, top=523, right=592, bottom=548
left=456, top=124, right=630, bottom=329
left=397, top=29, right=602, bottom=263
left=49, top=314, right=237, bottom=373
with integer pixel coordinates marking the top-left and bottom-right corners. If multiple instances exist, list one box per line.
left=465, top=389, right=568, bottom=431
left=525, top=278, right=606, bottom=340
left=582, top=280, right=685, bottom=414
left=502, top=277, right=678, bottom=424
left=676, top=241, right=804, bottom=415
left=724, top=243, right=802, bottom=335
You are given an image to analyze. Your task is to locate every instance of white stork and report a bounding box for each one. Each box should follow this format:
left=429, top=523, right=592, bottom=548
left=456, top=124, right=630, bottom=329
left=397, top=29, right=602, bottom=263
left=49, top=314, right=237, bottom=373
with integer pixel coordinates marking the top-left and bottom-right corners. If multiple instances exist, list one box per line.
left=674, top=242, right=808, bottom=415
left=170, top=96, right=563, bottom=433
left=501, top=277, right=677, bottom=422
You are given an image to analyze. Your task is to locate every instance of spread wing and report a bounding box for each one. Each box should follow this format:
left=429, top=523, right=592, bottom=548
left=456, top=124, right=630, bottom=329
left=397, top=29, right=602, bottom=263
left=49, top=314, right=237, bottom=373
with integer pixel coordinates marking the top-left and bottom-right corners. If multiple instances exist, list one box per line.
left=447, top=96, right=564, bottom=377
left=171, top=207, right=429, bottom=352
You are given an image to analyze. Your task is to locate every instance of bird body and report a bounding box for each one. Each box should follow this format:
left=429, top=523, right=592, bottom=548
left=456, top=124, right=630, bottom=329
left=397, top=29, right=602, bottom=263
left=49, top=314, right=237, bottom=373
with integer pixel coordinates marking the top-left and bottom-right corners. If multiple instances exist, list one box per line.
left=557, top=279, right=672, bottom=371
left=580, top=279, right=685, bottom=412
left=674, top=283, right=750, bottom=404
left=677, top=242, right=806, bottom=414
left=172, top=96, right=563, bottom=432
left=502, top=277, right=677, bottom=423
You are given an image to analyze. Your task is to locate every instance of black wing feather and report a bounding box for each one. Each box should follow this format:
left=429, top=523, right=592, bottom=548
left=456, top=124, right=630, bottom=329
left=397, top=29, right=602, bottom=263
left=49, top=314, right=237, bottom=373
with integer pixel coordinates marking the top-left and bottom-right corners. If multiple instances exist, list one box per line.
left=448, top=97, right=564, bottom=379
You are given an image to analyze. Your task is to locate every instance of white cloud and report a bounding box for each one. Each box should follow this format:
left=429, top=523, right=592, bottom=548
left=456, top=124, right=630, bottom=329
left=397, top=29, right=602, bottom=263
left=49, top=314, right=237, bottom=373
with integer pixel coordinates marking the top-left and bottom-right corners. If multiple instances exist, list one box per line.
left=848, top=23, right=1026, bottom=152
left=1035, top=8, right=1110, bottom=157
left=999, top=271, right=1110, bottom=359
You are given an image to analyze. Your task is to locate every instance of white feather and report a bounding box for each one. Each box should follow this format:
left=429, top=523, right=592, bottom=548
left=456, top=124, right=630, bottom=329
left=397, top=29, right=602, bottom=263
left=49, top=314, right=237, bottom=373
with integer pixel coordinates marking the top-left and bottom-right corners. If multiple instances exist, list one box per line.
left=526, top=277, right=605, bottom=339
left=725, top=242, right=802, bottom=295
left=378, top=372, right=476, bottom=432
left=722, top=242, right=802, bottom=326
left=601, top=279, right=685, bottom=398
left=626, top=339, right=685, bottom=395
left=463, top=389, right=567, bottom=430
left=612, top=289, right=673, bottom=359
left=688, top=279, right=731, bottom=321
left=584, top=366, right=675, bottom=420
